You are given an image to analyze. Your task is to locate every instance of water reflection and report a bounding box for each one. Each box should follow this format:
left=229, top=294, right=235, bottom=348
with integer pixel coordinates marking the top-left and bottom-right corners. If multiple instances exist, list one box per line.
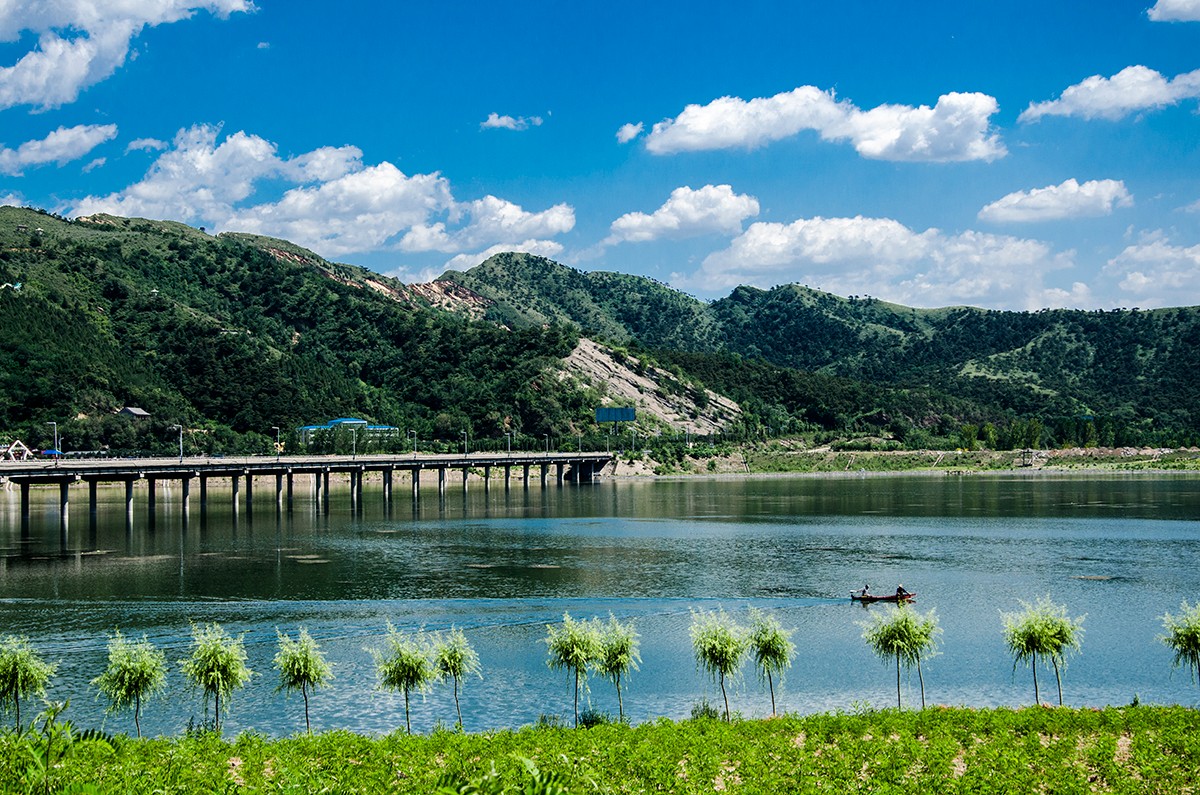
left=0, top=473, right=1198, bottom=736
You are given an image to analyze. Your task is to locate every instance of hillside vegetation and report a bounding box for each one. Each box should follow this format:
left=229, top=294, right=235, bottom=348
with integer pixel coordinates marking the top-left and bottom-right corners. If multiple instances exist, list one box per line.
left=2, top=206, right=1198, bottom=455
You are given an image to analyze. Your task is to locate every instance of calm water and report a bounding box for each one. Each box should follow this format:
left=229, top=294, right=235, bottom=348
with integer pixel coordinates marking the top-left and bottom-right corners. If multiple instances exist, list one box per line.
left=1, top=472, right=1198, bottom=737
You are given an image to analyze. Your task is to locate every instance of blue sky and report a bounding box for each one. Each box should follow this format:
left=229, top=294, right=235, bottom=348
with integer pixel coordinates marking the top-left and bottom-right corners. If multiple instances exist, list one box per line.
left=2, top=1, right=1199, bottom=310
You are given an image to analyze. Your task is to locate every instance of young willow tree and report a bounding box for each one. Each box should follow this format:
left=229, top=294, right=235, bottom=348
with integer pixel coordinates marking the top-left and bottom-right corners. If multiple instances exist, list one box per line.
left=274, top=627, right=333, bottom=735
left=0, top=635, right=58, bottom=731
left=433, top=627, right=481, bottom=730
left=91, top=630, right=167, bottom=737
left=180, top=623, right=253, bottom=735
left=860, top=605, right=941, bottom=709
left=748, top=608, right=795, bottom=717
left=544, top=612, right=601, bottom=728
left=1002, top=596, right=1085, bottom=706
left=690, top=609, right=748, bottom=722
left=1161, top=601, right=1200, bottom=687
left=595, top=615, right=641, bottom=723
left=374, top=625, right=436, bottom=734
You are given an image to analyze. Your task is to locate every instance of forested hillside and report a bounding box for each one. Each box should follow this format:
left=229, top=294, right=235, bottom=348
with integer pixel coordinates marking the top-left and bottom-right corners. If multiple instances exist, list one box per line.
left=2, top=207, right=1197, bottom=456
left=0, top=207, right=589, bottom=455
left=440, top=255, right=1200, bottom=447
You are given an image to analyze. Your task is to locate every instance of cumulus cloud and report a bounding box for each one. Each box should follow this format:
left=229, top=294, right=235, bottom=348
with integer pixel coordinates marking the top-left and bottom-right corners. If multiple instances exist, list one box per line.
left=683, top=215, right=1078, bottom=309
left=1105, top=233, right=1200, bottom=306
left=1, top=192, right=23, bottom=207
left=1019, top=65, right=1200, bottom=122
left=616, top=122, right=643, bottom=144
left=480, top=112, right=543, bottom=131
left=442, top=239, right=565, bottom=272
left=70, top=124, right=574, bottom=259
left=399, top=195, right=575, bottom=253
left=644, top=86, right=1006, bottom=162
left=1148, top=0, right=1200, bottom=21
left=126, top=137, right=167, bottom=153
left=978, top=178, right=1133, bottom=223
left=0, top=123, right=117, bottom=175
left=0, top=1, right=255, bottom=111
left=606, top=185, right=759, bottom=244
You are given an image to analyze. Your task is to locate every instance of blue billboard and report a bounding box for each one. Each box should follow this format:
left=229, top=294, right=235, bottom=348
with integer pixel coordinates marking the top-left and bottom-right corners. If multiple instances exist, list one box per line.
left=595, top=407, right=636, bottom=423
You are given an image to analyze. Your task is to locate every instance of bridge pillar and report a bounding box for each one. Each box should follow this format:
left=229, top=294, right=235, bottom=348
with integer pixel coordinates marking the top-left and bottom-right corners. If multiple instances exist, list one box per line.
left=438, top=468, right=446, bottom=497
left=504, top=464, right=511, bottom=491
left=275, top=473, right=284, bottom=514
left=314, top=470, right=324, bottom=509
left=411, top=468, right=419, bottom=500
left=125, top=479, right=134, bottom=522
left=383, top=468, right=392, bottom=506
left=556, top=462, right=564, bottom=486
left=88, top=479, right=98, bottom=517
left=181, top=477, right=191, bottom=515
left=147, top=478, right=156, bottom=516
left=540, top=463, right=548, bottom=488
left=323, top=471, right=331, bottom=514
left=59, top=480, right=70, bottom=525
left=356, top=468, right=364, bottom=510
left=245, top=472, right=254, bottom=510
left=483, top=465, right=491, bottom=492
left=231, top=473, right=240, bottom=515
left=200, top=475, right=208, bottom=510
left=461, top=467, right=469, bottom=492
left=20, top=481, right=30, bottom=521
left=523, top=464, right=530, bottom=490
left=286, top=471, right=294, bottom=513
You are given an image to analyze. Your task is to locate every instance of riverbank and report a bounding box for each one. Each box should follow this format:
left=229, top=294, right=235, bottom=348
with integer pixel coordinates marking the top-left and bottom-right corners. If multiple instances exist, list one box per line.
left=6, top=706, right=1197, bottom=793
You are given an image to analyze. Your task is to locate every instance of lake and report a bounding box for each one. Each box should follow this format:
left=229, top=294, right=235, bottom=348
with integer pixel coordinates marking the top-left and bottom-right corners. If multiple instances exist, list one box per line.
left=1, top=472, right=1198, bottom=737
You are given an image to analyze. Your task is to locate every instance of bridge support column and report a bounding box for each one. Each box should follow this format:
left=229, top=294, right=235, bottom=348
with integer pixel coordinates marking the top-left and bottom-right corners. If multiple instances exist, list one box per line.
left=181, top=477, right=191, bottom=515
left=286, top=472, right=294, bottom=513
left=147, top=478, right=156, bottom=518
left=383, top=468, right=392, bottom=507
left=356, top=468, right=364, bottom=511
left=88, top=480, right=98, bottom=517
left=245, top=472, right=254, bottom=510
left=522, top=464, right=530, bottom=490
left=275, top=473, right=284, bottom=514
left=314, top=471, right=323, bottom=509
left=461, top=467, right=469, bottom=492
left=231, top=473, right=240, bottom=515
left=125, top=479, right=134, bottom=522
left=411, top=468, right=420, bottom=500
left=540, top=463, right=548, bottom=488
left=438, top=468, right=446, bottom=497
left=200, top=476, right=208, bottom=510
left=20, top=481, right=30, bottom=521
left=504, top=464, right=511, bottom=491
left=483, top=465, right=491, bottom=492
left=556, top=462, right=564, bottom=486
left=322, top=471, right=331, bottom=514
left=59, top=480, right=70, bottom=525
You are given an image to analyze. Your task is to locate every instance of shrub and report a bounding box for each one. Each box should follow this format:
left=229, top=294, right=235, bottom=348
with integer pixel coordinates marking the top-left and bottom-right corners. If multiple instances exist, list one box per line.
left=595, top=615, right=640, bottom=723
left=432, top=627, right=481, bottom=730
left=544, top=613, right=601, bottom=728
left=91, top=630, right=167, bottom=737
left=860, top=605, right=941, bottom=709
left=1002, top=596, right=1085, bottom=706
left=180, top=623, right=253, bottom=735
left=373, top=624, right=436, bottom=734
left=1161, top=601, right=1200, bottom=686
left=690, top=609, right=748, bottom=722
left=273, top=627, right=333, bottom=735
left=0, top=636, right=58, bottom=731
left=748, top=608, right=795, bottom=717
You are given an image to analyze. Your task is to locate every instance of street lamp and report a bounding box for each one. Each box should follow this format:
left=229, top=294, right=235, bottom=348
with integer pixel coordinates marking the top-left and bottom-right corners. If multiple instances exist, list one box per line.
left=46, top=421, right=59, bottom=467
left=543, top=433, right=549, bottom=455
left=350, top=427, right=357, bottom=459
left=504, top=432, right=511, bottom=453
left=462, top=430, right=468, bottom=455
left=271, top=426, right=280, bottom=460
left=408, top=429, right=417, bottom=455
left=168, top=424, right=183, bottom=462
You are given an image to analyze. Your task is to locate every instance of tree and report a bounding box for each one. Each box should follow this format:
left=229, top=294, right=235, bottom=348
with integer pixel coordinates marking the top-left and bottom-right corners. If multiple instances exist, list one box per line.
left=544, top=612, right=601, bottom=728
left=180, top=623, right=253, bottom=734
left=748, top=608, right=795, bottom=717
left=1002, top=596, right=1085, bottom=706
left=0, top=635, right=57, bottom=731
left=374, top=624, right=436, bottom=734
left=595, top=615, right=640, bottom=723
left=860, top=605, right=941, bottom=709
left=91, top=630, right=167, bottom=737
left=1161, top=601, right=1200, bottom=687
left=273, top=627, right=333, bottom=735
left=690, top=609, right=748, bottom=722
left=432, top=627, right=481, bottom=730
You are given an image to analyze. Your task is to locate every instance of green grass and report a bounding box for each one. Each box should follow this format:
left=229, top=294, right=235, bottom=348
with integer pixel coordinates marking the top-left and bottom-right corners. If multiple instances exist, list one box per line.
left=5, top=706, right=1199, bottom=793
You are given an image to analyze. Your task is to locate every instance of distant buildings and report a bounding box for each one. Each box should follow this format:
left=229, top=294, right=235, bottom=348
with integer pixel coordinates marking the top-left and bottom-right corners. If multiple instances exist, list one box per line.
left=298, top=417, right=398, bottom=446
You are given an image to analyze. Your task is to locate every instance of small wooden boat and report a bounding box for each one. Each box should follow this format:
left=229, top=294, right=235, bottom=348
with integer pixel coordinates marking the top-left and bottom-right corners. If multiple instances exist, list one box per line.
left=850, top=591, right=915, bottom=603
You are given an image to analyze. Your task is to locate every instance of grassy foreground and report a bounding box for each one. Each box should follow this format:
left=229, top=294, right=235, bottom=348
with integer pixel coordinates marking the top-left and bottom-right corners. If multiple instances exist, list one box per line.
left=4, top=706, right=1198, bottom=793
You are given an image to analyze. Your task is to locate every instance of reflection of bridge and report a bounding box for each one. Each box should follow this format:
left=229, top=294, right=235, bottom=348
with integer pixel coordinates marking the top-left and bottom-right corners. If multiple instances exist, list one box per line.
left=1, top=452, right=613, bottom=527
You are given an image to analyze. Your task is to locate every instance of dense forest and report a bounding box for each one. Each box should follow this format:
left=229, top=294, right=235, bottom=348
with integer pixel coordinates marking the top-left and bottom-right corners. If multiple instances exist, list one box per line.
left=2, top=207, right=1197, bottom=456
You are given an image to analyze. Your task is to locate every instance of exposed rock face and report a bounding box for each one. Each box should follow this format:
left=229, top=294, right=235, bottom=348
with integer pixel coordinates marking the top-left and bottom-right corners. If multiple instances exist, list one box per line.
left=409, top=279, right=493, bottom=320
left=561, top=338, right=740, bottom=434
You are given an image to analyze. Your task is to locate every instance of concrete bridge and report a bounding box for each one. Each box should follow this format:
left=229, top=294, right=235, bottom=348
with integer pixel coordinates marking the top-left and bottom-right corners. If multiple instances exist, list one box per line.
left=1, top=452, right=614, bottom=528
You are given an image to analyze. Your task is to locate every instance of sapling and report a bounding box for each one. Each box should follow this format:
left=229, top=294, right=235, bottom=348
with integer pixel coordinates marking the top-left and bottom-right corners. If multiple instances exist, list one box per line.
left=748, top=608, right=795, bottom=716
left=180, top=623, right=253, bottom=734
left=690, top=609, right=748, bottom=722
left=1161, top=600, right=1200, bottom=687
left=0, top=635, right=58, bottom=731
left=595, top=615, right=640, bottom=722
left=274, top=627, right=333, bottom=735
left=373, top=624, right=436, bottom=734
left=1002, top=596, right=1084, bottom=706
left=860, top=604, right=940, bottom=709
left=433, top=627, right=481, bottom=730
left=544, top=612, right=601, bottom=728
left=91, top=630, right=167, bottom=737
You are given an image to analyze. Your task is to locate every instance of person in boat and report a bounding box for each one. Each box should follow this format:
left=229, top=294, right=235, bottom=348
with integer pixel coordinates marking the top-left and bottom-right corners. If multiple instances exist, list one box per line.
left=896, top=584, right=909, bottom=598
left=859, top=583, right=871, bottom=597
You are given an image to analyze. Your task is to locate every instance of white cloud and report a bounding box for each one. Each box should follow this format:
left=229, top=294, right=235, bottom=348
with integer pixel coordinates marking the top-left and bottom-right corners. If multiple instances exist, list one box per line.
left=645, top=86, right=1006, bottom=162
left=616, top=122, right=643, bottom=144
left=1019, top=65, right=1200, bottom=122
left=480, top=112, right=543, bottom=131
left=0, top=123, right=117, bottom=175
left=70, top=124, right=575, bottom=260
left=978, top=178, right=1132, bottom=223
left=607, top=185, right=759, bottom=244
left=442, top=239, right=565, bottom=272
left=1148, top=0, right=1200, bottom=21
left=1105, top=233, right=1200, bottom=306
left=1185, top=198, right=1200, bottom=213
left=126, top=137, right=167, bottom=153
left=82, top=157, right=105, bottom=173
left=0, top=1, right=255, bottom=111
left=685, top=215, right=1078, bottom=309
left=1, top=192, right=23, bottom=207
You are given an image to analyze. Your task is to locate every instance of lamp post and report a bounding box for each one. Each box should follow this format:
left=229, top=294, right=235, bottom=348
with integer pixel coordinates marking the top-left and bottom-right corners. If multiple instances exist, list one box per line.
left=504, top=432, right=512, bottom=453
left=168, top=424, right=183, bottom=462
left=46, top=421, right=59, bottom=467
left=462, top=430, right=468, bottom=455
left=577, top=433, right=582, bottom=453
left=408, top=430, right=417, bottom=455
left=351, top=427, right=357, bottom=459
left=271, top=426, right=280, bottom=460
left=543, top=433, right=549, bottom=455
